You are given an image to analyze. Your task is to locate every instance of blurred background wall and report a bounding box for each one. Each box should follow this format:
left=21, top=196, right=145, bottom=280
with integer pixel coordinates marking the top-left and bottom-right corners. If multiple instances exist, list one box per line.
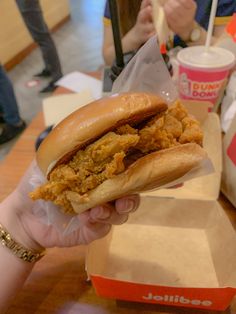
left=0, top=0, right=70, bottom=68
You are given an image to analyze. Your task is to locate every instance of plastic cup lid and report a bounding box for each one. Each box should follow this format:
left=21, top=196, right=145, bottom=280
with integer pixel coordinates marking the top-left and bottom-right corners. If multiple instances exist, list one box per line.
left=177, top=46, right=235, bottom=70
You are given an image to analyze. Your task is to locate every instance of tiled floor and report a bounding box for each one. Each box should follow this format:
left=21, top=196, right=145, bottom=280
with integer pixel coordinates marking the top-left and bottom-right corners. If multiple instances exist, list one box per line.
left=0, top=0, right=106, bottom=160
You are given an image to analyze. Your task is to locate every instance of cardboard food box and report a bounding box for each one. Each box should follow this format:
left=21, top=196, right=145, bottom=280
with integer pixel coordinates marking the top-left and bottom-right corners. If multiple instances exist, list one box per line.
left=221, top=113, right=236, bottom=207
left=86, top=102, right=236, bottom=311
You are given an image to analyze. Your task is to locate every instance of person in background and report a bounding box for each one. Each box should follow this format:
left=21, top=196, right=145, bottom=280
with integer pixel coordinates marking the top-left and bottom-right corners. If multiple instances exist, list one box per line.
left=15, top=0, right=63, bottom=93
left=103, top=0, right=236, bottom=66
left=103, top=0, right=151, bottom=66
left=167, top=0, right=236, bottom=48
left=0, top=65, right=26, bottom=145
left=0, top=160, right=139, bottom=312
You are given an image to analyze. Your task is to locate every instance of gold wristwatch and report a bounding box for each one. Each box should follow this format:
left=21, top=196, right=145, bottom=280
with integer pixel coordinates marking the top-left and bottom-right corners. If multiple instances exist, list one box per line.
left=0, top=223, right=45, bottom=263
left=187, top=22, right=201, bottom=43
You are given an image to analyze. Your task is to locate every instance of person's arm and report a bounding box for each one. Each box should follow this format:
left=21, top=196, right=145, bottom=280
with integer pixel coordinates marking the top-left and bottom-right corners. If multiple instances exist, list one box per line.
left=103, top=0, right=155, bottom=66
left=0, top=193, right=41, bottom=313
left=0, top=246, right=33, bottom=313
left=179, top=22, right=224, bottom=46
left=164, top=0, right=225, bottom=46
left=103, top=25, right=143, bottom=66
left=0, top=161, right=139, bottom=312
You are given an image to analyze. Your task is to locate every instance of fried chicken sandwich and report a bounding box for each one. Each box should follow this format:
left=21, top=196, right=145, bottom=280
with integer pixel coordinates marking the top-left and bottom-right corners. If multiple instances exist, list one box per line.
left=30, top=92, right=206, bottom=214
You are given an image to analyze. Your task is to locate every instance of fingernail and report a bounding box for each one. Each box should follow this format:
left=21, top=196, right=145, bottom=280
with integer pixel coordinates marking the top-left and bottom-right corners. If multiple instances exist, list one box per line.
left=100, top=209, right=111, bottom=219
left=93, top=206, right=111, bottom=220
left=121, top=199, right=136, bottom=213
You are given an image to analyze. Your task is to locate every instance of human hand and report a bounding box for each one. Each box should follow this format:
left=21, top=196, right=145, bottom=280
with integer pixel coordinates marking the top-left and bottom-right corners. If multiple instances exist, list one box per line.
left=131, top=0, right=156, bottom=48
left=164, top=0, right=197, bottom=41
left=0, top=161, right=140, bottom=252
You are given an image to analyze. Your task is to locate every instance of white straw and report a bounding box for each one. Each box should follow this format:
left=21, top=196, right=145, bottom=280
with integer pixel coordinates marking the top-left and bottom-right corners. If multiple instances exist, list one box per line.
left=205, top=0, right=218, bottom=51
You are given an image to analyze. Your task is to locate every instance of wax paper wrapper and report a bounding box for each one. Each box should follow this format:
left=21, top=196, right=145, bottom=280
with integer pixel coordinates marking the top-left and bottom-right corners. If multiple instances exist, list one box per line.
left=29, top=165, right=81, bottom=236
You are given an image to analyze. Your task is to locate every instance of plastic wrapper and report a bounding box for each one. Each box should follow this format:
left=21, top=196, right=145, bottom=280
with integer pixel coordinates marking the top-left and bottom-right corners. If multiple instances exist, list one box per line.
left=112, top=36, right=178, bottom=103
left=31, top=36, right=214, bottom=235
left=29, top=164, right=81, bottom=236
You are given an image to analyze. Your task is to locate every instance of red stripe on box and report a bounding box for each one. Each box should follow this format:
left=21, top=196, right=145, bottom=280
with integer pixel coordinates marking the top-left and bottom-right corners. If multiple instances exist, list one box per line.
left=227, top=133, right=236, bottom=166
left=91, top=275, right=236, bottom=311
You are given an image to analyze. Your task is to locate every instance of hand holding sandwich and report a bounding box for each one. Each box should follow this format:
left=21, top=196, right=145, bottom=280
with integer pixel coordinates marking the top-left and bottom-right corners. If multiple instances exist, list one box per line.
left=0, top=161, right=139, bottom=311
left=0, top=160, right=139, bottom=251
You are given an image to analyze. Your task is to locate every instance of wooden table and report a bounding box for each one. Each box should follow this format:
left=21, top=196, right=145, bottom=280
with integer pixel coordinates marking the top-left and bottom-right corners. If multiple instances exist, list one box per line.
left=0, top=83, right=236, bottom=314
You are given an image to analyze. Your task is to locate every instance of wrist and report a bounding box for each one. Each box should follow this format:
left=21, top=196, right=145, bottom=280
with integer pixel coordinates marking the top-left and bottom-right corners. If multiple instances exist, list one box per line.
left=185, top=22, right=208, bottom=46
left=0, top=192, right=44, bottom=254
left=123, top=27, right=143, bottom=52
left=178, top=21, right=196, bottom=42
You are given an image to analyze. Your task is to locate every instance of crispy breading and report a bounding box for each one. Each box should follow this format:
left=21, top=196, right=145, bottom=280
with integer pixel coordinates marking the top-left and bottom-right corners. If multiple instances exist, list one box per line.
left=30, top=101, right=203, bottom=213
left=137, top=101, right=202, bottom=153
left=179, top=117, right=203, bottom=145
left=31, top=132, right=139, bottom=213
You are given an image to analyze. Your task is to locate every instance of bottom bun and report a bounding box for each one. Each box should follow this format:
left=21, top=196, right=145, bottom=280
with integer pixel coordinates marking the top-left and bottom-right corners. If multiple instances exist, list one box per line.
left=66, top=143, right=207, bottom=214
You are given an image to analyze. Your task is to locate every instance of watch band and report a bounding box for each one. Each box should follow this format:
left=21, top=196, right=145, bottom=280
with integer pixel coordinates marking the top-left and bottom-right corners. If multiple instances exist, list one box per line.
left=0, top=223, right=45, bottom=263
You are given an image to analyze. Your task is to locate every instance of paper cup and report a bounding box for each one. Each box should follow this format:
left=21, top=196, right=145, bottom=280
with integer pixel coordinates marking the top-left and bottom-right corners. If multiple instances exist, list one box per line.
left=177, top=46, right=235, bottom=109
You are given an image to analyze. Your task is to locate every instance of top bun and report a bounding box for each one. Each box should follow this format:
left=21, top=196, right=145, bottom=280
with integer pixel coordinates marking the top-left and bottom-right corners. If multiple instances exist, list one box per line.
left=37, top=92, right=168, bottom=175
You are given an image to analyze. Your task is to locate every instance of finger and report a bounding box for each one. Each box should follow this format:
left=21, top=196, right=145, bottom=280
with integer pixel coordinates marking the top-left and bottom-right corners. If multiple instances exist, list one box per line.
left=138, top=5, right=153, bottom=23
left=177, top=0, right=196, bottom=10
left=140, top=0, right=152, bottom=10
left=105, top=211, right=129, bottom=225
left=144, top=23, right=156, bottom=34
left=89, top=205, right=112, bottom=220
left=74, top=209, right=112, bottom=234
left=146, top=31, right=156, bottom=40
left=90, top=222, right=112, bottom=238
left=89, top=205, right=129, bottom=225
left=65, top=218, right=112, bottom=245
left=164, top=1, right=174, bottom=19
left=165, top=0, right=181, bottom=18
left=83, top=221, right=111, bottom=244
left=164, top=2, right=180, bottom=25
left=115, top=194, right=140, bottom=214
left=165, top=0, right=195, bottom=17
left=166, top=15, right=179, bottom=31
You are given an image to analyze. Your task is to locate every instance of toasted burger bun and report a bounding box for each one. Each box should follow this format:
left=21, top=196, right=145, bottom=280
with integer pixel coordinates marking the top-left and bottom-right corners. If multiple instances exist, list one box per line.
left=37, top=92, right=168, bottom=176
left=35, top=92, right=207, bottom=215
left=66, top=143, right=206, bottom=213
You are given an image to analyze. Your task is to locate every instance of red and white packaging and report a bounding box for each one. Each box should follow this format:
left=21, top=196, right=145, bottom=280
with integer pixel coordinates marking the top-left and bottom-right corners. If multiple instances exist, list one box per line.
left=221, top=112, right=236, bottom=207
left=177, top=46, right=235, bottom=111
left=86, top=101, right=236, bottom=312
left=86, top=37, right=236, bottom=311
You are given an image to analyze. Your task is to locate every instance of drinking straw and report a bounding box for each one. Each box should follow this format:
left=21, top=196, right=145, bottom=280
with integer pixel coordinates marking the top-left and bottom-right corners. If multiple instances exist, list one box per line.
left=108, top=0, right=124, bottom=68
left=205, top=0, right=218, bottom=51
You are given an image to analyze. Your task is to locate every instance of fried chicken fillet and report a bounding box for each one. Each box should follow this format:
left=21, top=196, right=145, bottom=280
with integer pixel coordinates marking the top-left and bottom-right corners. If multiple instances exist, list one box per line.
left=31, top=100, right=203, bottom=213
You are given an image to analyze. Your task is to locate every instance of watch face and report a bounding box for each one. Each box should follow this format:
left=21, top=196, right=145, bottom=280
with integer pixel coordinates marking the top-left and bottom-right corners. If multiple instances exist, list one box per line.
left=190, top=28, right=201, bottom=42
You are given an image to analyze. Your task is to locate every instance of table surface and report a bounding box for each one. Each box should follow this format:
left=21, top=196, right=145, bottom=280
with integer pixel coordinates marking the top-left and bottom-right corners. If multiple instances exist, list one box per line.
left=0, top=80, right=236, bottom=314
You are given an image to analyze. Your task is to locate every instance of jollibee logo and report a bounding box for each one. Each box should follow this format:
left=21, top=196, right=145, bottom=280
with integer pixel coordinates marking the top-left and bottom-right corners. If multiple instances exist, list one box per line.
left=142, top=292, right=212, bottom=307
